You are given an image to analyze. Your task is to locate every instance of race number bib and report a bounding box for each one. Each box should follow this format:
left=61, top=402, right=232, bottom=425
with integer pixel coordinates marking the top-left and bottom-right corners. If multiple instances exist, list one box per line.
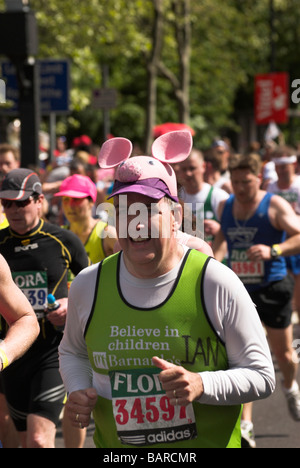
left=12, top=271, right=48, bottom=310
left=110, top=368, right=197, bottom=446
left=231, top=250, right=264, bottom=284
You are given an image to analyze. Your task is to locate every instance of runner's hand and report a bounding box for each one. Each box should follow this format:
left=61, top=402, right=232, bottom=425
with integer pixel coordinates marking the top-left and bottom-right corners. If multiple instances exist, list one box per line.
left=152, top=356, right=204, bottom=406
left=247, top=244, right=271, bottom=261
left=47, top=297, right=68, bottom=327
left=66, top=388, right=98, bottom=429
left=204, top=219, right=221, bottom=237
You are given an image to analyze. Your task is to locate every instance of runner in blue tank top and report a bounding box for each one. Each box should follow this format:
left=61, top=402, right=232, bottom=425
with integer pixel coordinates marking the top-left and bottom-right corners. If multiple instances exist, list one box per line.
left=214, top=153, right=300, bottom=447
left=221, top=191, right=287, bottom=292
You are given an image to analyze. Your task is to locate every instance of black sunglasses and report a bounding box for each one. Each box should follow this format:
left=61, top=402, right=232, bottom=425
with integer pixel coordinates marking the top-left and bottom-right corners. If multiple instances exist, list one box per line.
left=1, top=196, right=37, bottom=209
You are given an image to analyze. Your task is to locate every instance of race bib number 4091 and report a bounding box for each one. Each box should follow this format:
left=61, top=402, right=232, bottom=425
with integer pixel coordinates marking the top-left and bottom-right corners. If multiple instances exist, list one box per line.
left=110, top=368, right=197, bottom=446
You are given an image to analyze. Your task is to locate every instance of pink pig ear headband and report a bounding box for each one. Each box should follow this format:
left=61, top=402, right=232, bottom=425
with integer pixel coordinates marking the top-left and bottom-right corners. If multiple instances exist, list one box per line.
left=98, top=130, right=193, bottom=202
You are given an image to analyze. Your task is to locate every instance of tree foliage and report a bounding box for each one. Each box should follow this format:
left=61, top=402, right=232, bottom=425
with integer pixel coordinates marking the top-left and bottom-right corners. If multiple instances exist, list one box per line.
left=0, top=0, right=299, bottom=148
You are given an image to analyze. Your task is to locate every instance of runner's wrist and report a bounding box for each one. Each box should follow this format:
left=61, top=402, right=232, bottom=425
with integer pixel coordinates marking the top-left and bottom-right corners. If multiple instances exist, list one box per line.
left=0, top=348, right=9, bottom=372
left=270, top=244, right=282, bottom=259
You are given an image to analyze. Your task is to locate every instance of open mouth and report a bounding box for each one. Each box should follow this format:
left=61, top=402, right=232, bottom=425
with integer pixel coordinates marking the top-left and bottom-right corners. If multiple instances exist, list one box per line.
left=130, top=237, right=150, bottom=243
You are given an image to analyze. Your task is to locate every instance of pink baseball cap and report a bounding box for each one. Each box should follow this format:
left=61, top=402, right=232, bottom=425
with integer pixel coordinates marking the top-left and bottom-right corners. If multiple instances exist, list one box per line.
left=54, top=174, right=97, bottom=202
left=98, top=131, right=193, bottom=202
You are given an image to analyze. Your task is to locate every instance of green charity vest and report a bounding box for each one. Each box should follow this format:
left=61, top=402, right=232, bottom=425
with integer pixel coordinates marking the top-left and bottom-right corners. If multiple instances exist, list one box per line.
left=84, top=249, right=242, bottom=448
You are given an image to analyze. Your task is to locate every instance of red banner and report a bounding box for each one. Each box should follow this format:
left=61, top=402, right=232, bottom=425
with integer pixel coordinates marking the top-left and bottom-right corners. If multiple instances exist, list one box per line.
left=255, top=73, right=289, bottom=124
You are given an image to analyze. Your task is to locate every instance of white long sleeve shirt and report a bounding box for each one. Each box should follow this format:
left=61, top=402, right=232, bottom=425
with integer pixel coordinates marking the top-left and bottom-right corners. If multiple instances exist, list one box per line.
left=59, top=247, right=275, bottom=405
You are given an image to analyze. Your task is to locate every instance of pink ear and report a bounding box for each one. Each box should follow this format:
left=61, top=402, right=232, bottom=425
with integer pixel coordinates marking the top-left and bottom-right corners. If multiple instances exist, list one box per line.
left=152, top=130, right=193, bottom=164
left=98, top=137, right=133, bottom=168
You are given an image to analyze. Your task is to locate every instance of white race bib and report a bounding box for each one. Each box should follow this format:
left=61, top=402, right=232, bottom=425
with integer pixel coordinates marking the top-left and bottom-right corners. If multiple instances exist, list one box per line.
left=110, top=368, right=197, bottom=446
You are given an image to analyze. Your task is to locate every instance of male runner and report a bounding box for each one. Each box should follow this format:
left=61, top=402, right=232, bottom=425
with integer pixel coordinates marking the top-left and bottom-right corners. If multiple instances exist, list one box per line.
left=267, top=146, right=300, bottom=324
left=0, top=168, right=90, bottom=448
left=59, top=131, right=275, bottom=448
left=214, top=152, right=300, bottom=447
left=176, top=148, right=229, bottom=249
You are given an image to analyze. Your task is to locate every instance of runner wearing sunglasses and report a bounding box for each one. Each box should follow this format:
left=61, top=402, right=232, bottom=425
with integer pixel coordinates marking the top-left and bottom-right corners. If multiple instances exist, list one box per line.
left=0, top=168, right=90, bottom=448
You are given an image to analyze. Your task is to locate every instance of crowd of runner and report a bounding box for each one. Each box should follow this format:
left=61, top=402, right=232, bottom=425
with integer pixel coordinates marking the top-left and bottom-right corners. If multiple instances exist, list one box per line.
left=0, top=131, right=299, bottom=448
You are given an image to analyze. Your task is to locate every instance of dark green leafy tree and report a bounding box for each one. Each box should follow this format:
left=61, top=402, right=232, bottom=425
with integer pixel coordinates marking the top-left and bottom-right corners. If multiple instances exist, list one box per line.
left=0, top=0, right=299, bottom=148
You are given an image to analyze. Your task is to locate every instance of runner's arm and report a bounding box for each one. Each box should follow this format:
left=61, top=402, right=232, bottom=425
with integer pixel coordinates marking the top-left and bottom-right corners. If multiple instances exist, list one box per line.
left=212, top=199, right=227, bottom=262
left=249, top=195, right=300, bottom=261
left=59, top=265, right=99, bottom=392
left=0, top=255, right=39, bottom=369
left=64, top=229, right=91, bottom=274
left=199, top=259, right=275, bottom=405
left=272, top=195, right=300, bottom=257
left=211, top=229, right=227, bottom=262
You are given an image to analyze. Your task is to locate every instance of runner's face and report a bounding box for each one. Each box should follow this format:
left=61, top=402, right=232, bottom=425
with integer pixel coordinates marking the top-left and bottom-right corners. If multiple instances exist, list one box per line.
left=177, top=153, right=205, bottom=191
left=231, top=169, right=260, bottom=204
left=3, top=195, right=44, bottom=234
left=62, top=197, right=92, bottom=223
left=275, top=162, right=295, bottom=182
left=0, top=151, right=20, bottom=177
left=114, top=193, right=178, bottom=278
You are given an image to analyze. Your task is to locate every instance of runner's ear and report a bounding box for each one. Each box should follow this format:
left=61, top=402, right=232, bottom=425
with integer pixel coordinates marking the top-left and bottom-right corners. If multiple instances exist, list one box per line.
left=98, top=138, right=133, bottom=168
left=152, top=130, right=193, bottom=164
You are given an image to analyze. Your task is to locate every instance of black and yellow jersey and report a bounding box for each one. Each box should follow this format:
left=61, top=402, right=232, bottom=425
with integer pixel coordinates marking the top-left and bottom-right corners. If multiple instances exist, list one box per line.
left=0, top=218, right=90, bottom=343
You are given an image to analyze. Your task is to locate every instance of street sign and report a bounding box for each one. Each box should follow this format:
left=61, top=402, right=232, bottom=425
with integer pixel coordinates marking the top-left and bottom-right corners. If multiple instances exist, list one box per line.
left=0, top=58, right=70, bottom=114
left=92, top=88, right=117, bottom=110
left=255, top=72, right=289, bottom=124
left=40, top=60, right=70, bottom=114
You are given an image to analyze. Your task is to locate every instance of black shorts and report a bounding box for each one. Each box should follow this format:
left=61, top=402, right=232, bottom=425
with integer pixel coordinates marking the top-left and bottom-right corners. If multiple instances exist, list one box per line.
left=249, top=275, right=294, bottom=329
left=1, top=341, right=66, bottom=432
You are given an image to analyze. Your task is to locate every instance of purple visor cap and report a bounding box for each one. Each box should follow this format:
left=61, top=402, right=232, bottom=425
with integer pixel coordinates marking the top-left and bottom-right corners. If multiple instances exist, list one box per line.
left=108, top=178, right=179, bottom=203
